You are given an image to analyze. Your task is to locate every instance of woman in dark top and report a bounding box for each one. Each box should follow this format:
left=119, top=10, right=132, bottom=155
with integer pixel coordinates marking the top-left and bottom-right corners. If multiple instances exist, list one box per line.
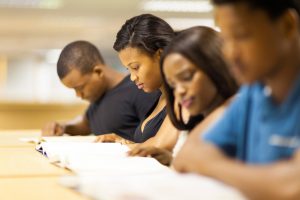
left=96, top=14, right=178, bottom=150
left=129, top=26, right=238, bottom=165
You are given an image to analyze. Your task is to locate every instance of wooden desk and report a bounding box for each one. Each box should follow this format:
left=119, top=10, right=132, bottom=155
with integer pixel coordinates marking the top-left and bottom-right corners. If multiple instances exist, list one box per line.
left=0, top=177, right=90, bottom=200
left=0, top=148, right=71, bottom=177
left=0, top=130, right=90, bottom=200
left=0, top=129, right=39, bottom=147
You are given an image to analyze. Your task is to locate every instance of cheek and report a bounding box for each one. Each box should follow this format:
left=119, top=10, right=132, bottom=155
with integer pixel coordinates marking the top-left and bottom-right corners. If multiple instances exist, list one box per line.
left=243, top=33, right=281, bottom=66
left=142, top=65, right=161, bottom=85
left=194, top=78, right=216, bottom=104
left=89, top=80, right=104, bottom=97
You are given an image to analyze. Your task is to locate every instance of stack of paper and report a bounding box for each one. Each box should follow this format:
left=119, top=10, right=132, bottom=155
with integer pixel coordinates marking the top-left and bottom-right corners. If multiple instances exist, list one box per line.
left=24, top=136, right=169, bottom=175
left=60, top=172, right=246, bottom=200
left=21, top=135, right=246, bottom=199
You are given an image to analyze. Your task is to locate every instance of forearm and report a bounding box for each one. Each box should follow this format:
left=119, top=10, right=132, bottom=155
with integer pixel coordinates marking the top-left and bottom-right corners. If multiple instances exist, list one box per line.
left=63, top=116, right=91, bottom=136
left=64, top=124, right=90, bottom=135
left=178, top=141, right=300, bottom=200
left=209, top=158, right=300, bottom=200
left=141, top=130, right=179, bottom=151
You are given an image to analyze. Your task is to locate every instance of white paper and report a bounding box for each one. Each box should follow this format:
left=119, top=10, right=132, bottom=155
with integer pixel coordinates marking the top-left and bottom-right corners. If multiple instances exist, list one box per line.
left=60, top=172, right=246, bottom=200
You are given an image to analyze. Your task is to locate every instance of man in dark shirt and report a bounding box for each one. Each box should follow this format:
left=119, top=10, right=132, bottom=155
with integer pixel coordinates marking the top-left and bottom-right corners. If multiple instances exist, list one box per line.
left=42, top=41, right=160, bottom=141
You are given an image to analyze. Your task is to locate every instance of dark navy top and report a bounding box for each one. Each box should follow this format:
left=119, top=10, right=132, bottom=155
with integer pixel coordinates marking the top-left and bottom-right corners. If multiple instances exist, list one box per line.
left=133, top=103, right=167, bottom=143
left=86, top=75, right=161, bottom=141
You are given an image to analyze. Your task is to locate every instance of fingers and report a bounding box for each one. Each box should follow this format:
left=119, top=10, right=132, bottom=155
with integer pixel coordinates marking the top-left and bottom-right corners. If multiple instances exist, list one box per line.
left=128, top=147, right=143, bottom=156
left=54, top=124, right=65, bottom=136
left=94, top=135, right=104, bottom=143
left=128, top=146, right=156, bottom=157
left=128, top=146, right=172, bottom=166
left=42, top=122, right=59, bottom=136
left=94, top=134, right=119, bottom=143
left=155, top=154, right=172, bottom=166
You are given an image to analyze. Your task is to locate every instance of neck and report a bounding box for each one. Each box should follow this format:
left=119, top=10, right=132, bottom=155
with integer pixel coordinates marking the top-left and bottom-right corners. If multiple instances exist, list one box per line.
left=104, top=66, right=126, bottom=91
left=157, top=85, right=167, bottom=105
left=264, top=43, right=300, bottom=104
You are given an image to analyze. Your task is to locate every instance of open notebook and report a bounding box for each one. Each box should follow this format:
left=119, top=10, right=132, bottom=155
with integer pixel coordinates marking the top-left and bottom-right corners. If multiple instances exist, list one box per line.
left=24, top=136, right=169, bottom=175
left=60, top=172, right=246, bottom=200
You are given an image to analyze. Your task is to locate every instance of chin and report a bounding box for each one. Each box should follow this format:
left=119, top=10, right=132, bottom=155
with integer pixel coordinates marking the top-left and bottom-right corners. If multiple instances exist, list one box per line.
left=188, top=106, right=203, bottom=117
left=188, top=110, right=198, bottom=117
left=142, top=88, right=153, bottom=93
left=240, top=76, right=259, bottom=85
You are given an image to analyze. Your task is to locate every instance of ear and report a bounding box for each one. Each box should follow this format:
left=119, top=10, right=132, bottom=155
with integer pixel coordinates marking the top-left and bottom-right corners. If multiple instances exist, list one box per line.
left=93, top=65, right=104, bottom=78
left=155, top=48, right=163, bottom=61
left=279, top=9, right=299, bottom=40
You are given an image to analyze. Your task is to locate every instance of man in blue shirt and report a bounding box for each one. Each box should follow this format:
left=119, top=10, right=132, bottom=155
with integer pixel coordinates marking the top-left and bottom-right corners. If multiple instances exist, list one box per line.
left=173, top=0, right=300, bottom=199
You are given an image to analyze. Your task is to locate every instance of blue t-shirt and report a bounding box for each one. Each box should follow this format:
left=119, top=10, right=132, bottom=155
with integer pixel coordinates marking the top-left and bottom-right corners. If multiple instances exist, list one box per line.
left=203, top=74, right=300, bottom=164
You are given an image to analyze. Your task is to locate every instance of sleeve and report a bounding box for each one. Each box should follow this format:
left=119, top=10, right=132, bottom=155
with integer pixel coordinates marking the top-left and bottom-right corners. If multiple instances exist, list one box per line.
left=133, top=89, right=161, bottom=120
left=202, top=86, right=251, bottom=158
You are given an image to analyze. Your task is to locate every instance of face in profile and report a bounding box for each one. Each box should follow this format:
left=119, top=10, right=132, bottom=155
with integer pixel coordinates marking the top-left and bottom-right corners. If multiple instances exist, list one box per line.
left=163, top=53, right=218, bottom=116
left=61, top=67, right=107, bottom=103
left=118, top=47, right=162, bottom=93
left=216, top=4, right=292, bottom=84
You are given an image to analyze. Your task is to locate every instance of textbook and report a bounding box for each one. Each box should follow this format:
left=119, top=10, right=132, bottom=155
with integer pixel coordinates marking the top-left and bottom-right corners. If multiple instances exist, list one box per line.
left=31, top=137, right=169, bottom=175
left=35, top=141, right=129, bottom=168
left=60, top=172, right=246, bottom=200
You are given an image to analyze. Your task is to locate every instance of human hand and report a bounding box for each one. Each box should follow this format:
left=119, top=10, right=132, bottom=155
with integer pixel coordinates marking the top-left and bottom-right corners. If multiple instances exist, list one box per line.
left=173, top=141, right=227, bottom=175
left=128, top=146, right=173, bottom=166
left=42, top=122, right=65, bottom=136
left=94, top=133, right=133, bottom=145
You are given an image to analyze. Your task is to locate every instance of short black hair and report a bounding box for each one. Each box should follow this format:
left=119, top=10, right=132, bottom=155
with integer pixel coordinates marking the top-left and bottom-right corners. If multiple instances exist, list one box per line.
left=161, top=26, right=238, bottom=130
left=211, top=0, right=300, bottom=20
left=113, top=14, right=175, bottom=56
left=57, top=40, right=105, bottom=79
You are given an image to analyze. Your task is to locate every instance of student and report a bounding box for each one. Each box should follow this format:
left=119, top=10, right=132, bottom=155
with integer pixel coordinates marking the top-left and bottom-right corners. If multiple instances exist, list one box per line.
left=42, top=41, right=160, bottom=142
left=96, top=14, right=178, bottom=150
left=128, top=26, right=238, bottom=165
left=173, top=0, right=300, bottom=199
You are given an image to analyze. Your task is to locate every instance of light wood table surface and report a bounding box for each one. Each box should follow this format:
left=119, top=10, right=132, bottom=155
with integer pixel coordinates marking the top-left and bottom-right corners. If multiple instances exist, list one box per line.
left=0, top=177, right=90, bottom=200
left=0, top=130, right=39, bottom=148
left=0, top=129, right=90, bottom=200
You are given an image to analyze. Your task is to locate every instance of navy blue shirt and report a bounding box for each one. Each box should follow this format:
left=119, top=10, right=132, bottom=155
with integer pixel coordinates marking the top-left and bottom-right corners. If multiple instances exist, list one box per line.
left=203, top=74, right=300, bottom=164
left=134, top=105, right=167, bottom=143
left=86, top=75, right=161, bottom=141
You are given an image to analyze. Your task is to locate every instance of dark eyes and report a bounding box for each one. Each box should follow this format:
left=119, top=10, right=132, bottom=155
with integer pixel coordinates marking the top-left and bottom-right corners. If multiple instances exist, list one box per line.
left=180, top=72, right=194, bottom=81
left=131, top=65, right=140, bottom=70
left=167, top=71, right=196, bottom=89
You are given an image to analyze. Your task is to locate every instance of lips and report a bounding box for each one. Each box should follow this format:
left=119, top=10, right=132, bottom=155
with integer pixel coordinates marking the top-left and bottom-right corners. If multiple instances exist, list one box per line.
left=180, top=97, right=194, bottom=109
left=136, top=83, right=144, bottom=90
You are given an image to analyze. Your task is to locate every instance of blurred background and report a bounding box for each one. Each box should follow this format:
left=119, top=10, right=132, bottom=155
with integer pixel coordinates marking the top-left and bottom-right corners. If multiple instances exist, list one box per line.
left=0, top=0, right=214, bottom=129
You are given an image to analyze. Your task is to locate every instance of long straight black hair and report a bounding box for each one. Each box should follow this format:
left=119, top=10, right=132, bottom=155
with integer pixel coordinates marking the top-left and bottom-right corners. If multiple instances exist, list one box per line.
left=160, top=26, right=238, bottom=130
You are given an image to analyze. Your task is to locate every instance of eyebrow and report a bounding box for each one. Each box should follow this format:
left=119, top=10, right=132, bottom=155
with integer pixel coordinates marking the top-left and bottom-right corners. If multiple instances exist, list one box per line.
left=73, top=84, right=84, bottom=90
left=175, top=67, right=194, bottom=77
left=127, top=62, right=139, bottom=67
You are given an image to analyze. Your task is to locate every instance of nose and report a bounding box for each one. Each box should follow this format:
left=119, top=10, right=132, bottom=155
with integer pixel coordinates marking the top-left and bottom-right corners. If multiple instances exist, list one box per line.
left=130, top=72, right=138, bottom=82
left=75, top=90, right=84, bottom=99
left=174, top=83, right=186, bottom=98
